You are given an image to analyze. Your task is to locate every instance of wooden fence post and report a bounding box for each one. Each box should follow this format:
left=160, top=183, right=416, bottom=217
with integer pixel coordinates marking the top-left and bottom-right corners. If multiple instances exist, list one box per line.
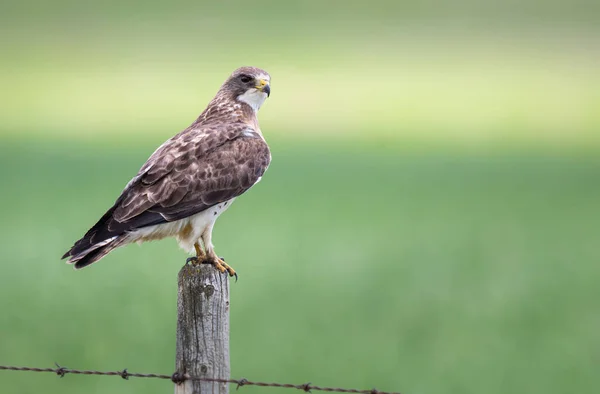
left=175, top=264, right=230, bottom=394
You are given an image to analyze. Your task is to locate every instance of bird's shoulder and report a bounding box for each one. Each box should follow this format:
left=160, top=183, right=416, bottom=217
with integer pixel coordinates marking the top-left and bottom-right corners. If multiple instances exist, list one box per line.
left=127, top=122, right=267, bottom=184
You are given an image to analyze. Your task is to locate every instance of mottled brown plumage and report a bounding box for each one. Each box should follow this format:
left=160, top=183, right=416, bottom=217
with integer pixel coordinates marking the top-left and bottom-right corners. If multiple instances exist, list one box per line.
left=63, top=67, right=272, bottom=273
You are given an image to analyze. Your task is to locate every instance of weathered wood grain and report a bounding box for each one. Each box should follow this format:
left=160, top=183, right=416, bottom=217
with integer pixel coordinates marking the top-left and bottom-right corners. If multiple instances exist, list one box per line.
left=175, top=264, right=230, bottom=394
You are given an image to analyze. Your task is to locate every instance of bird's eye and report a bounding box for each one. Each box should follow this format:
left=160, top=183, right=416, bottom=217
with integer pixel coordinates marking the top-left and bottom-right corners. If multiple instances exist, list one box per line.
left=239, top=75, right=252, bottom=83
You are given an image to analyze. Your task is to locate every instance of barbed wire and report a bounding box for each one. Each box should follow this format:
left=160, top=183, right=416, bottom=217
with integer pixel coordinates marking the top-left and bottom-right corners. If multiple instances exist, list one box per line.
left=0, top=364, right=401, bottom=394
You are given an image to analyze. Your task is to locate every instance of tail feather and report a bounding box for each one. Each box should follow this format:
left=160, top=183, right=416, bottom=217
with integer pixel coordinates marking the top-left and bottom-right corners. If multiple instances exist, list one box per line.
left=62, top=199, right=166, bottom=263
left=62, top=192, right=169, bottom=268
left=63, top=205, right=120, bottom=259
left=66, top=236, right=127, bottom=269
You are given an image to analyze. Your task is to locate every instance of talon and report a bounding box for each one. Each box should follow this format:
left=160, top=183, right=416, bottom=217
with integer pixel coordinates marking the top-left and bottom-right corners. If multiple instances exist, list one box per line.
left=203, top=256, right=236, bottom=278
left=225, top=267, right=237, bottom=279
left=205, top=257, right=227, bottom=273
left=219, top=259, right=237, bottom=279
left=214, top=262, right=227, bottom=273
left=186, top=256, right=199, bottom=265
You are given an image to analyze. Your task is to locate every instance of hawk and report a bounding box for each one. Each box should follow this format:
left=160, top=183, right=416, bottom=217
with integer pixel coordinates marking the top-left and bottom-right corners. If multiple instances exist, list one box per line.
left=62, top=66, right=272, bottom=278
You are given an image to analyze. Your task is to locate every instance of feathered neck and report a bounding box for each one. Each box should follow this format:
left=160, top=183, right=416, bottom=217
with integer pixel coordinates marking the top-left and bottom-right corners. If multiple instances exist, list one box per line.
left=194, top=93, right=257, bottom=126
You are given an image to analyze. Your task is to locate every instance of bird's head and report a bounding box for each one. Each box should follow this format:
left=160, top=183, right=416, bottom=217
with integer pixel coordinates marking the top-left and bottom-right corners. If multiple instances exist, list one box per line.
left=220, top=66, right=271, bottom=112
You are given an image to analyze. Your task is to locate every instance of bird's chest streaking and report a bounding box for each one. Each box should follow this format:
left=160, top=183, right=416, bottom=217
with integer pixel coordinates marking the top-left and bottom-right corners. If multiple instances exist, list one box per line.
left=130, top=198, right=235, bottom=253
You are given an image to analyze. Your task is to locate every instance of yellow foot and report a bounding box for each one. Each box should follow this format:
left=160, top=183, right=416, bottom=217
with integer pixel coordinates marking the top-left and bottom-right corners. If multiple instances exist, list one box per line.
left=220, top=258, right=237, bottom=280
left=185, top=243, right=206, bottom=266
left=194, top=243, right=206, bottom=262
left=203, top=256, right=237, bottom=281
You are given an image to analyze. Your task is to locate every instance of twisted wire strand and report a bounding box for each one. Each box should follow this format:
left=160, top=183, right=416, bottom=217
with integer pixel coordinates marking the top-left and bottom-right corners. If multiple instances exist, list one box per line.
left=0, top=364, right=401, bottom=394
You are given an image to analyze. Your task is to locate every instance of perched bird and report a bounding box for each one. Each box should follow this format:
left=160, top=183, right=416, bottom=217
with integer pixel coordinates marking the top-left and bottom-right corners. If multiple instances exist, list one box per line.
left=62, top=66, right=272, bottom=278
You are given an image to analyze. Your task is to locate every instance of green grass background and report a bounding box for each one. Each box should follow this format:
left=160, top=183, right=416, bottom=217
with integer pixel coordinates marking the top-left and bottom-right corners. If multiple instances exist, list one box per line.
left=1, top=1, right=599, bottom=393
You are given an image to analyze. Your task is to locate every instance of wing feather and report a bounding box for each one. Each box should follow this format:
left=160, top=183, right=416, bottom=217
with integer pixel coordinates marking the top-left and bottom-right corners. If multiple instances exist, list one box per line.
left=64, top=123, right=270, bottom=258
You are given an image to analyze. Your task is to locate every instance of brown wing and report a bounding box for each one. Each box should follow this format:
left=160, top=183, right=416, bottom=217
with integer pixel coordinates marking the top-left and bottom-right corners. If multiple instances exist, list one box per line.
left=116, top=126, right=270, bottom=222
left=64, top=124, right=270, bottom=258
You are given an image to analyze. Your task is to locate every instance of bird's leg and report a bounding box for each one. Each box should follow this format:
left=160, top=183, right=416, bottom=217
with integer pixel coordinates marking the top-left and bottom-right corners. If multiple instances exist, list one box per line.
left=194, top=242, right=205, bottom=260
left=200, top=227, right=237, bottom=279
left=185, top=242, right=206, bottom=266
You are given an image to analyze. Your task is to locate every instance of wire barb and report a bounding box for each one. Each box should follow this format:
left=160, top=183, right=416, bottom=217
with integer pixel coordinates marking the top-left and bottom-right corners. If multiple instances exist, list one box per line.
left=171, top=372, right=186, bottom=385
left=0, top=364, right=402, bottom=394
left=236, top=377, right=248, bottom=390
left=54, top=363, right=66, bottom=378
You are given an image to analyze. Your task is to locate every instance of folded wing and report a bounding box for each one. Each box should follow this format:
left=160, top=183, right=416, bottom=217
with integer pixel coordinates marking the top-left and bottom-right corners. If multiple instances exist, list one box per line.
left=63, top=124, right=270, bottom=266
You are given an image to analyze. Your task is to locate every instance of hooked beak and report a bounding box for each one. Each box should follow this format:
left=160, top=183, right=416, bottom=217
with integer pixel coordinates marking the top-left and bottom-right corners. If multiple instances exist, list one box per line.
left=256, top=79, right=271, bottom=97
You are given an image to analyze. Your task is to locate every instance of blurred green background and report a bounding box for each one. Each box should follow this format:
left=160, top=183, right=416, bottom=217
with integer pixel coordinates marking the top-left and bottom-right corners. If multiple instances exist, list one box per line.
left=1, top=1, right=599, bottom=393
